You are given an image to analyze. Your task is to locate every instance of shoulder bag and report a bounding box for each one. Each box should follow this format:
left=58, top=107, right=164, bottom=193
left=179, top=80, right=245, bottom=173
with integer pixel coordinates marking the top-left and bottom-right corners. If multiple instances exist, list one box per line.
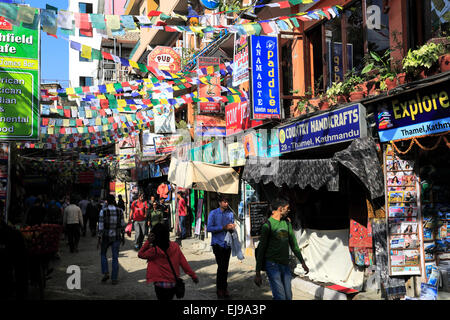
left=164, top=249, right=185, bottom=299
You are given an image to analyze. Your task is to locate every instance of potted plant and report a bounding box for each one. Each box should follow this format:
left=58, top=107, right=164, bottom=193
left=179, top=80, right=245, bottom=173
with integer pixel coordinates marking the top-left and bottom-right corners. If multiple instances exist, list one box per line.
left=402, top=42, right=445, bottom=80
left=361, top=50, right=398, bottom=91
left=344, top=73, right=366, bottom=102
left=326, top=81, right=347, bottom=106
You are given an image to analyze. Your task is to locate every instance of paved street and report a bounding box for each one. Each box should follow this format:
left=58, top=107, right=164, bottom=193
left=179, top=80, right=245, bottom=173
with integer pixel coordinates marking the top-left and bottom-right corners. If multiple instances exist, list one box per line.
left=37, top=229, right=315, bottom=300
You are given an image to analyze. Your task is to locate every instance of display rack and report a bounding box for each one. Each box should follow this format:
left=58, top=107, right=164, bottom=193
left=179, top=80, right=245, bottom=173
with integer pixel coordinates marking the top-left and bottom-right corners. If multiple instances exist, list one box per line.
left=384, top=144, right=423, bottom=276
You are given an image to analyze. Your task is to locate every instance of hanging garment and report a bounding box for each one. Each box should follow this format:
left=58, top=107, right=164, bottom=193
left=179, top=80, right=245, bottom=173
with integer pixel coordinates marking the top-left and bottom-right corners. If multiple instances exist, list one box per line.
left=372, top=219, right=406, bottom=300
left=349, top=219, right=374, bottom=266
left=224, top=231, right=244, bottom=260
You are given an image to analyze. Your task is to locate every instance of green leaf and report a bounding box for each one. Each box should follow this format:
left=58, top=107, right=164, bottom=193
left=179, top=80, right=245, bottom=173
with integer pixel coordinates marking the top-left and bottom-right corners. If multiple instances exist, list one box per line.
left=361, top=63, right=374, bottom=74
left=370, top=51, right=382, bottom=62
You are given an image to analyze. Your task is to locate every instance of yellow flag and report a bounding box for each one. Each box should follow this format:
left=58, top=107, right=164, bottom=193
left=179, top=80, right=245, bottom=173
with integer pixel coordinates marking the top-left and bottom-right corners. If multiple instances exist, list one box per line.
left=81, top=45, right=92, bottom=60
left=95, top=118, right=102, bottom=126
left=106, top=83, right=115, bottom=93
left=117, top=99, right=127, bottom=107
left=130, top=60, right=139, bottom=69
left=63, top=119, right=70, bottom=127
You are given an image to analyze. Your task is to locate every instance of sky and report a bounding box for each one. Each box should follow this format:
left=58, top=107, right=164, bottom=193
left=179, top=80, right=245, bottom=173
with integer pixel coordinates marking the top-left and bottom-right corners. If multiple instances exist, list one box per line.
left=26, top=0, right=69, bottom=86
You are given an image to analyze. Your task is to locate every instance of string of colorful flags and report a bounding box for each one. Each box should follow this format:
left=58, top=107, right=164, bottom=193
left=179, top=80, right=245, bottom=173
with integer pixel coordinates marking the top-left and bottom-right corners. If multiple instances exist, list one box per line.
left=0, top=1, right=340, bottom=38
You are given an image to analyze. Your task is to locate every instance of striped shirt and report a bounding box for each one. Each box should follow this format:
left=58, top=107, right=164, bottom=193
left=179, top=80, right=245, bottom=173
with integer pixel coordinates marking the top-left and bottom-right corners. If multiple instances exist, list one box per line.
left=98, top=205, right=126, bottom=241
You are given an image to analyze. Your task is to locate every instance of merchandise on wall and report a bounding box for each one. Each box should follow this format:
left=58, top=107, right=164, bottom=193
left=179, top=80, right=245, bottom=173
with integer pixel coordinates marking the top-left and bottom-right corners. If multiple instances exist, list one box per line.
left=384, top=143, right=423, bottom=276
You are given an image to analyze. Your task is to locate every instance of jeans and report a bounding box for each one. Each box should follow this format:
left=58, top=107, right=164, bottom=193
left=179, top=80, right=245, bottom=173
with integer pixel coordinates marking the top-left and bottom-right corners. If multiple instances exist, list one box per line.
left=212, top=244, right=231, bottom=291
left=100, top=239, right=120, bottom=280
left=134, top=220, right=146, bottom=248
left=66, top=223, right=80, bottom=252
left=265, top=260, right=293, bottom=300
left=179, top=215, right=186, bottom=238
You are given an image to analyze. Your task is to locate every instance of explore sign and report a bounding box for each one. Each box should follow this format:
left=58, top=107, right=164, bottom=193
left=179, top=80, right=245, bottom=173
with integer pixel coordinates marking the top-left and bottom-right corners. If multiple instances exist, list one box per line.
left=0, top=15, right=40, bottom=140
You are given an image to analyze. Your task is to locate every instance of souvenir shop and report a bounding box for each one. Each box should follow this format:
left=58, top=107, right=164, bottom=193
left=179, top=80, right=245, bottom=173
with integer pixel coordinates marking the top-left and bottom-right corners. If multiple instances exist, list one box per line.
left=242, top=103, right=387, bottom=294
left=367, top=74, right=450, bottom=298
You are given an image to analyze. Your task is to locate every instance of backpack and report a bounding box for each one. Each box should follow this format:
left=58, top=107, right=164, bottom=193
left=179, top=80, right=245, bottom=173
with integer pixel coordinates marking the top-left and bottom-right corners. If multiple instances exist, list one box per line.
left=255, top=219, right=272, bottom=272
left=132, top=200, right=147, bottom=221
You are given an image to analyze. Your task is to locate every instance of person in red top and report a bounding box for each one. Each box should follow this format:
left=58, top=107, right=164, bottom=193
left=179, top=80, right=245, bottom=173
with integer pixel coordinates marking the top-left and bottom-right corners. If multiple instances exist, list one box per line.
left=177, top=192, right=187, bottom=239
left=130, top=193, right=148, bottom=251
left=138, top=223, right=199, bottom=300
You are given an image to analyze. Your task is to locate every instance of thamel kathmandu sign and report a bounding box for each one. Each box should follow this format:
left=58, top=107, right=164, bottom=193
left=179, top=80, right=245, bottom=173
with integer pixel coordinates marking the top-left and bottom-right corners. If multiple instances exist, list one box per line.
left=278, top=104, right=367, bottom=153
left=0, top=16, right=40, bottom=140
left=376, top=79, right=450, bottom=142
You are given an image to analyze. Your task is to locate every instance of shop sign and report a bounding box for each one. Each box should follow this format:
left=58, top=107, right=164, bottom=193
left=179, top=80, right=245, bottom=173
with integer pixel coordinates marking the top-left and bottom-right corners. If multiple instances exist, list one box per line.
left=327, top=41, right=353, bottom=86
left=198, top=57, right=221, bottom=113
left=225, top=101, right=264, bottom=136
left=147, top=46, right=181, bottom=73
left=227, top=142, right=246, bottom=167
left=257, top=129, right=280, bottom=158
left=233, top=33, right=249, bottom=87
left=0, top=16, right=40, bottom=140
left=154, top=134, right=183, bottom=154
left=376, top=80, right=450, bottom=142
left=190, top=139, right=226, bottom=164
left=195, top=114, right=226, bottom=137
left=250, top=35, right=281, bottom=120
left=278, top=104, right=367, bottom=154
left=119, top=148, right=135, bottom=169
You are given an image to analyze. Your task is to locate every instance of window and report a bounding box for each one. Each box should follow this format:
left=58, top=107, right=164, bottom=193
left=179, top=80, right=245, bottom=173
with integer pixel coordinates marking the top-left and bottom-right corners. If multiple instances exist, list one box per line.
left=79, top=2, right=93, bottom=37
left=307, top=0, right=391, bottom=91
left=79, top=2, right=93, bottom=14
left=79, top=51, right=92, bottom=62
left=408, top=0, right=450, bottom=49
left=79, top=76, right=93, bottom=87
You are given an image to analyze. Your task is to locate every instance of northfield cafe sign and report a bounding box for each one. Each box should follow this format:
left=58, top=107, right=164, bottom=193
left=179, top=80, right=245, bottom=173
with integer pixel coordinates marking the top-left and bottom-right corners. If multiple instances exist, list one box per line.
left=0, top=14, right=40, bottom=140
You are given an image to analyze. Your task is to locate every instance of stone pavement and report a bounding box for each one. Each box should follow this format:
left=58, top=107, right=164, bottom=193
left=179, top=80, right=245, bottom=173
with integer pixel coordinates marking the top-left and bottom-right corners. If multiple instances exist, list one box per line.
left=37, top=231, right=316, bottom=300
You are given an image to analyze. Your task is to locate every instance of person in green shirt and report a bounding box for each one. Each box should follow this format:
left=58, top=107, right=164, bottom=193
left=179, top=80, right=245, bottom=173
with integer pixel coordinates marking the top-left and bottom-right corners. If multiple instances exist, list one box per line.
left=254, top=198, right=309, bottom=300
left=148, top=201, right=163, bottom=230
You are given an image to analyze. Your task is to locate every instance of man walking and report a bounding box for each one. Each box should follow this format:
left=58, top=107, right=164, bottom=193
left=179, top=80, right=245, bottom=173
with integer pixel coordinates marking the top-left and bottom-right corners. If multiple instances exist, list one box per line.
left=206, top=195, right=235, bottom=299
left=98, top=194, right=125, bottom=285
left=129, top=193, right=148, bottom=251
left=254, top=198, right=309, bottom=300
left=79, top=196, right=90, bottom=237
left=63, top=200, right=84, bottom=253
left=177, top=192, right=187, bottom=239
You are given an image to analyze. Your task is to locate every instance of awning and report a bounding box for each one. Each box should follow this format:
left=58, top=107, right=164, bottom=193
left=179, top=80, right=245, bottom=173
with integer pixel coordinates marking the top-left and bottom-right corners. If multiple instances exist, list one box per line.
left=242, top=137, right=384, bottom=199
left=168, top=158, right=240, bottom=194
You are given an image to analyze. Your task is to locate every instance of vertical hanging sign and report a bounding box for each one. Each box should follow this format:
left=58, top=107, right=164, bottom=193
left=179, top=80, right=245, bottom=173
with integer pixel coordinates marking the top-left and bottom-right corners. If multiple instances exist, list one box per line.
left=250, top=35, right=281, bottom=120
left=198, top=56, right=221, bottom=113
left=0, top=11, right=40, bottom=140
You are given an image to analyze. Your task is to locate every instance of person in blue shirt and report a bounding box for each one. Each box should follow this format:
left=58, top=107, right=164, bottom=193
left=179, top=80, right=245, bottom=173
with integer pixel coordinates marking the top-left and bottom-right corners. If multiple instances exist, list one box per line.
left=207, top=194, right=235, bottom=299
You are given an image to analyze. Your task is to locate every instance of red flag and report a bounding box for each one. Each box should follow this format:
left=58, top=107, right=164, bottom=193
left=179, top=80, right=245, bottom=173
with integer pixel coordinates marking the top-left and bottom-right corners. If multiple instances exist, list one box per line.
left=147, top=10, right=162, bottom=17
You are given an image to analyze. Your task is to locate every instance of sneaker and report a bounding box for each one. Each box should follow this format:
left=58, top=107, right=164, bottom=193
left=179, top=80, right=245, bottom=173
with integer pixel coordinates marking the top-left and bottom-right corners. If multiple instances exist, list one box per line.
left=101, top=273, right=110, bottom=283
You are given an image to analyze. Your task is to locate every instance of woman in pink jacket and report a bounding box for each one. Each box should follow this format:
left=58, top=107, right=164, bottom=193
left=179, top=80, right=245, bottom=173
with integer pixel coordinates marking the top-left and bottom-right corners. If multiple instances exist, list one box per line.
left=138, top=223, right=199, bottom=300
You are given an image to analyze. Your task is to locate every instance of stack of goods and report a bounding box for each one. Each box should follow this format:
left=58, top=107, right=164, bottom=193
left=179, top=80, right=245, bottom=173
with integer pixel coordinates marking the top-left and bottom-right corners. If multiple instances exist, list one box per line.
left=20, top=224, right=63, bottom=255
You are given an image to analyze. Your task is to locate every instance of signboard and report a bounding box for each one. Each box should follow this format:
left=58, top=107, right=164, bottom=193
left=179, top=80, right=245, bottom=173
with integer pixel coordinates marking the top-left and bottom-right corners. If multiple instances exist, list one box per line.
left=195, top=114, right=226, bottom=137
left=142, top=130, right=162, bottom=159
left=257, top=129, right=280, bottom=158
left=233, top=33, right=249, bottom=87
left=250, top=35, right=281, bottom=120
left=327, top=42, right=353, bottom=86
left=119, top=148, right=135, bottom=169
left=249, top=202, right=270, bottom=237
left=278, top=104, right=367, bottom=154
left=154, top=134, right=183, bottom=154
left=147, top=46, right=181, bottom=73
left=376, top=79, right=450, bottom=142
left=154, top=105, right=176, bottom=134
left=190, top=139, right=226, bottom=164
left=227, top=142, right=246, bottom=167
left=0, top=14, right=40, bottom=140
left=225, top=101, right=264, bottom=136
left=198, top=57, right=221, bottom=113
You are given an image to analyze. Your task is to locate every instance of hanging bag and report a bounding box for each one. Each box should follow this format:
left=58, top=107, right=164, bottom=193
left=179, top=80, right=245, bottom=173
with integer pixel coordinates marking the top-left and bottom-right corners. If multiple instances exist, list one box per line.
left=164, top=249, right=185, bottom=299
